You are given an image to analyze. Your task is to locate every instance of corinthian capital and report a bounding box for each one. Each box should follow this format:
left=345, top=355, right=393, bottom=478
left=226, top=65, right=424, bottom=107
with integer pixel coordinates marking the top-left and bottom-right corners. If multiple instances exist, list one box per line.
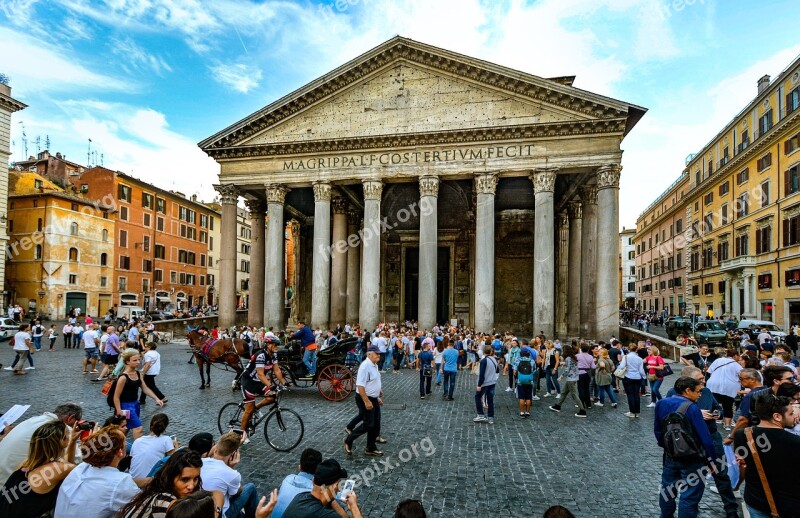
left=567, top=201, right=582, bottom=220
left=265, top=184, right=289, bottom=204
left=332, top=196, right=348, bottom=214
left=558, top=210, right=570, bottom=228
left=214, top=184, right=238, bottom=205
left=596, top=164, right=622, bottom=190
left=312, top=181, right=332, bottom=202
left=474, top=173, right=498, bottom=195
left=347, top=209, right=361, bottom=227
left=580, top=185, right=598, bottom=205
left=362, top=179, right=383, bottom=200
left=244, top=198, right=266, bottom=216
left=419, top=175, right=440, bottom=198
left=530, top=168, right=558, bottom=194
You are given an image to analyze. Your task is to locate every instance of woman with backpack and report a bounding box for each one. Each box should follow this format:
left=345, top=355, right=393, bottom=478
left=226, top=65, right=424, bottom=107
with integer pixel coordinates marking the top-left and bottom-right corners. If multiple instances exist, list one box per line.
left=516, top=349, right=535, bottom=417
left=543, top=340, right=561, bottom=397
left=504, top=339, right=521, bottom=393
left=112, top=349, right=165, bottom=439
left=594, top=349, right=618, bottom=408
left=547, top=344, right=587, bottom=418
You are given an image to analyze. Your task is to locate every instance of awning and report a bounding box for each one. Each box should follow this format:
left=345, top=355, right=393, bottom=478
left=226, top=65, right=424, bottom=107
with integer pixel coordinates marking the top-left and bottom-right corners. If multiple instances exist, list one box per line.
left=177, top=296, right=187, bottom=301
left=120, top=294, right=137, bottom=301
left=156, top=296, right=171, bottom=303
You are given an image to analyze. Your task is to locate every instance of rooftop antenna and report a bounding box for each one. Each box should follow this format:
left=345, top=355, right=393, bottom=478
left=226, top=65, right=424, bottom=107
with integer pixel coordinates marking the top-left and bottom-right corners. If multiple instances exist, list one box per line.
left=100, top=153, right=104, bottom=167
left=87, top=138, right=92, bottom=166
left=34, top=136, right=41, bottom=154
left=19, top=121, right=27, bottom=157
left=45, top=135, right=50, bottom=151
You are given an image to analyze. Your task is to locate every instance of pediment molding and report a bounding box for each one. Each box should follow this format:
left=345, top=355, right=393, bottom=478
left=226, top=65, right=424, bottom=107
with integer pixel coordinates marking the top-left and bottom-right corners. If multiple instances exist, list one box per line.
left=204, top=118, right=627, bottom=160
left=200, top=37, right=643, bottom=152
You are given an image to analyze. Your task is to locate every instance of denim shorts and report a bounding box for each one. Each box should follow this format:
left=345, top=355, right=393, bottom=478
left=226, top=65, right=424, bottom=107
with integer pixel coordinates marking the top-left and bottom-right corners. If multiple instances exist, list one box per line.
left=84, top=347, right=99, bottom=359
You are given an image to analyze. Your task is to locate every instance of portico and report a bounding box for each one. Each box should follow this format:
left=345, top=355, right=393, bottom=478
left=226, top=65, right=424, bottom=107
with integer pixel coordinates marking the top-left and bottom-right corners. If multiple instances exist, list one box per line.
left=200, top=37, right=645, bottom=337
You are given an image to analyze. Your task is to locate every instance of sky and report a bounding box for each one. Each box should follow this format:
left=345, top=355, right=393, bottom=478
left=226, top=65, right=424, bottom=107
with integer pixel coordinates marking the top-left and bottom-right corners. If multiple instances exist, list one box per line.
left=1, top=0, right=799, bottom=229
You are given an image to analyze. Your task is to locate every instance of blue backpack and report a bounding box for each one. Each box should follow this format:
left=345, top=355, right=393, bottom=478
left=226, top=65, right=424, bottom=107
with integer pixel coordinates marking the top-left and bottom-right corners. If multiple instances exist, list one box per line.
left=517, top=357, right=534, bottom=385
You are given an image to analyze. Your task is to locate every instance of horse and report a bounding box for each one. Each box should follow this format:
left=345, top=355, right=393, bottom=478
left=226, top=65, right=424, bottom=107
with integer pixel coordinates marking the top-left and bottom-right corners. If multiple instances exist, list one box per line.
left=186, top=329, right=249, bottom=390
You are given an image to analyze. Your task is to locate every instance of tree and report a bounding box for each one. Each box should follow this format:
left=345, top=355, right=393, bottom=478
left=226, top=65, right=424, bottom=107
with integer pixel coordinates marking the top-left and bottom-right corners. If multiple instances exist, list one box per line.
left=0, top=73, right=9, bottom=86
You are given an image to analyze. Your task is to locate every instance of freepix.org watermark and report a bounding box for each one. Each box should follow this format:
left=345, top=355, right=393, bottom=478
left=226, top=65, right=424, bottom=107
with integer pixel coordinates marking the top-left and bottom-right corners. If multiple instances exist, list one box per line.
left=349, top=436, right=436, bottom=489
left=657, top=0, right=705, bottom=20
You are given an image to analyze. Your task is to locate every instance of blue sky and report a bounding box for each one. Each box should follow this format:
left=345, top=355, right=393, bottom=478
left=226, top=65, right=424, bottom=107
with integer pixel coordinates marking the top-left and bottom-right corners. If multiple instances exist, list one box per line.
left=2, top=0, right=799, bottom=227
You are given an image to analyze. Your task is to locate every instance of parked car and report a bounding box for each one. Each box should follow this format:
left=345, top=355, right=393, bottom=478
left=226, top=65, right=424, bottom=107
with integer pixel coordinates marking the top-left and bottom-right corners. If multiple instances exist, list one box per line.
left=666, top=317, right=727, bottom=345
left=737, top=319, right=787, bottom=343
left=665, top=316, right=692, bottom=339
left=147, top=311, right=175, bottom=321
left=0, top=318, right=20, bottom=341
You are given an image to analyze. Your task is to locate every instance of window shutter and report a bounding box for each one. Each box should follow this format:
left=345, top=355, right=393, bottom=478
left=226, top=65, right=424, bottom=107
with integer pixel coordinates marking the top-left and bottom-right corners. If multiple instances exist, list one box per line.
left=788, top=93, right=794, bottom=113
left=787, top=140, right=791, bottom=155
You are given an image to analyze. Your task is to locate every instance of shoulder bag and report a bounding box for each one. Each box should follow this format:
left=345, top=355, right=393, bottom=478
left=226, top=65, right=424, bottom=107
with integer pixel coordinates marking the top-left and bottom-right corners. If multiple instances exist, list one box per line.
left=614, top=356, right=628, bottom=379
left=744, top=427, right=779, bottom=518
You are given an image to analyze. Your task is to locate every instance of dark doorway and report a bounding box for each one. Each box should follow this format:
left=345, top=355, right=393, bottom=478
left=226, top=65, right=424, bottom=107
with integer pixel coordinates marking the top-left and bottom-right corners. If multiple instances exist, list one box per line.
left=404, top=247, right=450, bottom=324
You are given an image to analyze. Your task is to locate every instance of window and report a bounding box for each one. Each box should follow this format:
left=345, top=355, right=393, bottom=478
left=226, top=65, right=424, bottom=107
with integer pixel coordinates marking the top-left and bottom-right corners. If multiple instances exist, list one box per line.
left=70, top=222, right=78, bottom=235
left=240, top=243, right=251, bottom=255
left=156, top=217, right=164, bottom=232
left=758, top=273, right=772, bottom=289
left=718, top=241, right=729, bottom=261
left=207, top=274, right=214, bottom=286
left=100, top=276, right=107, bottom=288
left=735, top=193, right=749, bottom=219
left=721, top=204, right=729, bottom=225
left=118, top=277, right=127, bottom=291
left=34, top=179, right=43, bottom=189
left=691, top=221, right=701, bottom=239
left=718, top=281, right=726, bottom=294
left=37, top=218, right=42, bottom=232
left=704, top=283, right=714, bottom=295
left=186, top=227, right=196, bottom=241
left=759, top=109, right=773, bottom=136
left=143, top=235, right=150, bottom=252
left=70, top=202, right=79, bottom=212
left=240, top=260, right=249, bottom=273
left=674, top=276, right=682, bottom=287
left=788, top=86, right=800, bottom=115
left=119, top=255, right=130, bottom=269
left=143, top=213, right=151, bottom=227
left=677, top=251, right=683, bottom=268
left=200, top=214, right=208, bottom=228
left=690, top=250, right=700, bottom=271
left=118, top=184, right=131, bottom=202
left=704, top=192, right=713, bottom=205
left=120, top=206, right=128, bottom=221
left=154, top=269, right=163, bottom=283
left=32, top=200, right=37, bottom=208
left=179, top=206, right=196, bottom=223
left=170, top=271, right=177, bottom=283
left=758, top=153, right=773, bottom=171
left=34, top=244, right=42, bottom=259
left=241, top=279, right=249, bottom=291
left=179, top=272, right=186, bottom=285
left=719, top=181, right=729, bottom=196
left=143, top=259, right=152, bottom=272
left=142, top=279, right=150, bottom=292
left=156, top=197, right=166, bottom=214
left=785, top=165, right=800, bottom=196
left=200, top=275, right=206, bottom=286
left=69, top=274, right=77, bottom=284
left=786, top=269, right=800, bottom=287
left=696, top=171, right=701, bottom=186
left=737, top=168, right=749, bottom=185
left=102, top=229, right=108, bottom=242
left=155, top=244, right=166, bottom=259
left=760, top=181, right=770, bottom=207
left=210, top=216, right=214, bottom=231
left=200, top=231, right=208, bottom=244
left=209, top=237, right=214, bottom=251
left=68, top=248, right=78, bottom=262
left=119, top=230, right=128, bottom=248
left=100, top=252, right=108, bottom=266
left=756, top=225, right=771, bottom=253
left=735, top=233, right=749, bottom=256
left=702, top=245, right=713, bottom=268
left=7, top=220, right=11, bottom=232
left=739, top=130, right=750, bottom=152
left=707, top=160, right=713, bottom=175
left=692, top=285, right=699, bottom=296
left=142, top=193, right=154, bottom=209
left=676, top=219, right=683, bottom=233
left=704, top=213, right=714, bottom=232
left=786, top=132, right=800, bottom=155
left=201, top=254, right=206, bottom=267
left=783, top=215, right=800, bottom=246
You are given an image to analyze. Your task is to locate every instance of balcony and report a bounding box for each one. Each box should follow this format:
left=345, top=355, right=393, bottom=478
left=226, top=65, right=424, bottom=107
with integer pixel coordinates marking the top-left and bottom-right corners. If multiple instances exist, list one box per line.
left=719, top=256, right=756, bottom=272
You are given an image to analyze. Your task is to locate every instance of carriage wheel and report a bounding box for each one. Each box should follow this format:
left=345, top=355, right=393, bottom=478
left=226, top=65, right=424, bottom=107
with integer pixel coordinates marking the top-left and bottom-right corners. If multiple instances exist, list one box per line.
left=317, top=364, right=353, bottom=401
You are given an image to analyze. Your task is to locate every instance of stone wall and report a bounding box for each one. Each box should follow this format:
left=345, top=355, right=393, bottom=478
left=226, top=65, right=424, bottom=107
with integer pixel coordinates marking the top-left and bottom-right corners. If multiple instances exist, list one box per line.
left=152, top=310, right=248, bottom=335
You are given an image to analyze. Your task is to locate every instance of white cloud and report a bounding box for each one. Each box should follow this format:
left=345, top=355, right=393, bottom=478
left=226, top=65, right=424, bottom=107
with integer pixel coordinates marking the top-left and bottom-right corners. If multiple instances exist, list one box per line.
left=208, top=62, right=263, bottom=93
left=111, top=36, right=173, bottom=76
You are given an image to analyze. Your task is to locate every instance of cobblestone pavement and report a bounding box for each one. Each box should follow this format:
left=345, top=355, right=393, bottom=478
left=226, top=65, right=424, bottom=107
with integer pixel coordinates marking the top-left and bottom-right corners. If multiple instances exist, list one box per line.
left=1, top=342, right=733, bottom=517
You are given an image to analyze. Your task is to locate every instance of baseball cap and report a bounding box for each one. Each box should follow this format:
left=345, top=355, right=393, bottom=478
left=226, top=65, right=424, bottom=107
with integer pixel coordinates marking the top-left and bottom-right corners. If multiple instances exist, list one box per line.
left=188, top=433, right=214, bottom=456
left=367, top=345, right=381, bottom=353
left=314, top=459, right=348, bottom=486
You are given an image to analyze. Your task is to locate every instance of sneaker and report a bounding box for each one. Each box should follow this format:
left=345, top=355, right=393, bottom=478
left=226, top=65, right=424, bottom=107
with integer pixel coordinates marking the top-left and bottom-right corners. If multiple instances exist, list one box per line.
left=724, top=425, right=733, bottom=431
left=345, top=427, right=352, bottom=435
left=548, top=406, right=560, bottom=413
left=556, top=393, right=562, bottom=398
left=447, top=397, right=454, bottom=401
left=525, top=412, right=531, bottom=416
left=473, top=415, right=488, bottom=423
left=4, top=366, right=12, bottom=371
left=520, top=412, right=525, bottom=418
left=25, top=366, right=35, bottom=370
left=376, top=436, right=387, bottom=444
left=364, top=449, right=384, bottom=456
left=241, top=436, right=251, bottom=445
left=343, top=437, right=352, bottom=455
left=420, top=395, right=425, bottom=399
left=594, top=402, right=604, bottom=407
left=543, top=392, right=551, bottom=398
left=624, top=412, right=636, bottom=418
left=505, top=387, right=513, bottom=392
left=611, top=403, right=618, bottom=408
left=487, top=419, right=494, bottom=425
left=647, top=402, right=656, bottom=408
left=575, top=413, right=587, bottom=418
left=532, top=395, right=541, bottom=401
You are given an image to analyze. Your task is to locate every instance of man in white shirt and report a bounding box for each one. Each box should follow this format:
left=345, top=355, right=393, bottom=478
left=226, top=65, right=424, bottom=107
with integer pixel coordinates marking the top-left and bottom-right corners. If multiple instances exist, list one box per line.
left=82, top=323, right=100, bottom=374
left=12, top=324, right=34, bottom=375
left=71, top=322, right=83, bottom=349
left=139, top=342, right=166, bottom=404
left=31, top=320, right=45, bottom=351
left=344, top=345, right=384, bottom=456
left=0, top=403, right=82, bottom=483
left=201, top=431, right=259, bottom=518
left=757, top=328, right=772, bottom=346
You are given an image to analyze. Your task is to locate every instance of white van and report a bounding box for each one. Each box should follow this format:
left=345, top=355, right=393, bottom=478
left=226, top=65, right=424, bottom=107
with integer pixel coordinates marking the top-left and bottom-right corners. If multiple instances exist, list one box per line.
left=116, top=306, right=147, bottom=323
left=737, top=319, right=787, bottom=342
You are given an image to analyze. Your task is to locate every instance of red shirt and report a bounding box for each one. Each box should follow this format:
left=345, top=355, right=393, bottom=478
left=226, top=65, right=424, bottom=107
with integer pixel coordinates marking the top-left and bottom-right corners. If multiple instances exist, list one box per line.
left=645, top=355, right=665, bottom=376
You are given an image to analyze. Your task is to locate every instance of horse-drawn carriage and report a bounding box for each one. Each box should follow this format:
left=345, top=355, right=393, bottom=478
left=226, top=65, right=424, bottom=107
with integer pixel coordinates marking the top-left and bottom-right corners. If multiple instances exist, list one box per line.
left=274, top=336, right=360, bottom=401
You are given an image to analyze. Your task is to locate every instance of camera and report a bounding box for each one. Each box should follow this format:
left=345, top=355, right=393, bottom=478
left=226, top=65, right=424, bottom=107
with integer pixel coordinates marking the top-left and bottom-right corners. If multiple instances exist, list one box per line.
left=76, top=420, right=96, bottom=431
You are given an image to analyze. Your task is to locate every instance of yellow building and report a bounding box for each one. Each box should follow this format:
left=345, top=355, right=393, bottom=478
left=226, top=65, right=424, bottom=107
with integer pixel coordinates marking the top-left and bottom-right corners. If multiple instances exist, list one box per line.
left=5, top=171, right=115, bottom=319
left=685, top=57, right=800, bottom=327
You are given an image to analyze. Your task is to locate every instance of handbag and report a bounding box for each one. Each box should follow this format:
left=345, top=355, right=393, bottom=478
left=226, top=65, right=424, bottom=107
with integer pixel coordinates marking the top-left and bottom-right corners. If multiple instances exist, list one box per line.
left=745, top=427, right=780, bottom=518
left=613, top=361, right=627, bottom=379
left=661, top=363, right=674, bottom=376
left=100, top=377, right=115, bottom=396
left=647, top=373, right=657, bottom=382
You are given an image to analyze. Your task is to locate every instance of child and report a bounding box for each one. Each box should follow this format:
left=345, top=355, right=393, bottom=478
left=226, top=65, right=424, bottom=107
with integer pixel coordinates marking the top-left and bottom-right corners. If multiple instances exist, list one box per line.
left=516, top=349, right=534, bottom=417
left=47, top=324, right=57, bottom=352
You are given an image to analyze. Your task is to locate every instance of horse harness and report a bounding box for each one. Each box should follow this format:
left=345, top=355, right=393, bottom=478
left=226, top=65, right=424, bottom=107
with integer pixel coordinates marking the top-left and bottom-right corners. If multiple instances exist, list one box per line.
left=194, top=336, right=242, bottom=368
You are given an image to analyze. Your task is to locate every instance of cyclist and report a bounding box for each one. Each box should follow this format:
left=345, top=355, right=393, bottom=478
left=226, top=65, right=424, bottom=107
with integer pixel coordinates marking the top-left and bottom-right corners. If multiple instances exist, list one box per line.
left=240, top=336, right=286, bottom=440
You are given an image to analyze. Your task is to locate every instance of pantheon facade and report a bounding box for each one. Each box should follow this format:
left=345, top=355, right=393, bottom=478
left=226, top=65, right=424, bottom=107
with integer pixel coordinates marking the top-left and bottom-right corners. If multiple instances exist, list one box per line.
left=200, top=37, right=646, bottom=339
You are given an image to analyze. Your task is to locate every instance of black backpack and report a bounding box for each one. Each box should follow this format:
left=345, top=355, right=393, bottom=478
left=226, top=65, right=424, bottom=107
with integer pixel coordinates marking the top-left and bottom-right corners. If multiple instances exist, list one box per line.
left=517, top=358, right=533, bottom=375
left=662, top=401, right=704, bottom=460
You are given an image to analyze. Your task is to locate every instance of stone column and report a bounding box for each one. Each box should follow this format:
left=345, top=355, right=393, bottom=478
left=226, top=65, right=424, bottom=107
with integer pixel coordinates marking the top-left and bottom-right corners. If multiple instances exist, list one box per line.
left=595, top=164, right=622, bottom=340
left=567, top=201, right=583, bottom=337
left=474, top=173, right=498, bottom=333
left=346, top=210, right=361, bottom=325
left=215, top=184, right=239, bottom=329
left=246, top=199, right=266, bottom=327
left=580, top=185, right=599, bottom=338
left=264, top=185, right=288, bottom=330
left=418, top=175, right=440, bottom=330
left=732, top=277, right=741, bottom=318
left=311, top=181, right=332, bottom=329
left=723, top=277, right=730, bottom=316
left=360, top=180, right=383, bottom=331
left=287, top=219, right=301, bottom=327
left=743, top=273, right=752, bottom=316
left=329, top=196, right=349, bottom=327
left=532, top=169, right=557, bottom=338
left=556, top=210, right=570, bottom=338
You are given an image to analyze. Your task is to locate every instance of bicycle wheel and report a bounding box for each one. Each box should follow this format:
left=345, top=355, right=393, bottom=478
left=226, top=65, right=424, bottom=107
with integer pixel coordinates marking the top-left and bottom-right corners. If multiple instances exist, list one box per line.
left=263, top=408, right=304, bottom=452
left=217, top=402, right=243, bottom=435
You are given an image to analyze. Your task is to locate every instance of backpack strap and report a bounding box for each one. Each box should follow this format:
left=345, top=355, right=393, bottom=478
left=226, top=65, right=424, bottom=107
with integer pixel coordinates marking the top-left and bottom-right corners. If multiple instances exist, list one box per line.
left=676, top=400, right=693, bottom=415
left=745, top=427, right=780, bottom=518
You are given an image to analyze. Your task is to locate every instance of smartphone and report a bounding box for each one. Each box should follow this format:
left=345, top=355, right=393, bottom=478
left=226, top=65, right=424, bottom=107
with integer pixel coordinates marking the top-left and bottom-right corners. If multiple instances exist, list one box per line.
left=340, top=479, right=355, bottom=499
left=231, top=428, right=245, bottom=437
left=122, top=409, right=131, bottom=420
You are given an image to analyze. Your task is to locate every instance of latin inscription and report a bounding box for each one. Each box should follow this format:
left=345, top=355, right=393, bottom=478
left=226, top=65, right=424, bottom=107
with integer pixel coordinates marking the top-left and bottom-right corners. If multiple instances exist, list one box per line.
left=282, top=144, right=537, bottom=171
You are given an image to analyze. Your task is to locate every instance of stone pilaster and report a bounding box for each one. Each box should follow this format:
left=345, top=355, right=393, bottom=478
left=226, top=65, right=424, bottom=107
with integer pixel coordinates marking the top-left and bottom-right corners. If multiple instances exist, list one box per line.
left=245, top=199, right=266, bottom=327
left=531, top=168, right=557, bottom=338
left=346, top=210, right=361, bottom=325
left=567, top=200, right=582, bottom=337
left=360, top=180, right=383, bottom=331
left=595, top=164, right=622, bottom=340
left=329, top=196, right=349, bottom=327
left=215, top=184, right=239, bottom=329
left=311, top=181, right=332, bottom=329
left=418, top=175, right=439, bottom=330
left=474, top=173, right=498, bottom=333
left=580, top=185, right=598, bottom=338
left=556, top=210, right=570, bottom=338
left=264, top=185, right=288, bottom=330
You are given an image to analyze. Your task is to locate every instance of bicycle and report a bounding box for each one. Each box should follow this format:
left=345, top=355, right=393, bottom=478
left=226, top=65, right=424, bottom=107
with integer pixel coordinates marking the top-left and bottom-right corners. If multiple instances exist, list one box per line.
left=217, top=386, right=304, bottom=452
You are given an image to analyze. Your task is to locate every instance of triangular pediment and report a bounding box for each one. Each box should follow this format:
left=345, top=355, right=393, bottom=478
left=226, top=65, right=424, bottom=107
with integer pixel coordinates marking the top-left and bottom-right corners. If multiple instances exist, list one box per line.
left=199, top=36, right=646, bottom=152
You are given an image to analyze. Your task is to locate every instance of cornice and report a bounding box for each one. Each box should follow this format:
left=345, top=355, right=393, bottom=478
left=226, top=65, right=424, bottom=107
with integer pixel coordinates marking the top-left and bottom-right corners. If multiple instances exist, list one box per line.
left=200, top=40, right=633, bottom=150
left=204, top=118, right=627, bottom=160
left=0, top=92, right=27, bottom=113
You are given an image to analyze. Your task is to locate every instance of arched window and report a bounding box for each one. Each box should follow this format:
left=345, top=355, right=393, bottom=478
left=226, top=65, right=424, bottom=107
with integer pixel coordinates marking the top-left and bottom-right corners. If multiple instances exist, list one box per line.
left=34, top=244, right=42, bottom=259
left=100, top=252, right=108, bottom=266
left=70, top=222, right=78, bottom=236
left=68, top=247, right=78, bottom=262
left=102, top=229, right=108, bottom=242
left=37, top=218, right=43, bottom=232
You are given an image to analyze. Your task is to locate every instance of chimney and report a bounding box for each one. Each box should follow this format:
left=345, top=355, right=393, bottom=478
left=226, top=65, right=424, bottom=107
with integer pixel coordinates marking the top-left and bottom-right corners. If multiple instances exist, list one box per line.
left=191, top=194, right=197, bottom=202
left=757, top=74, right=771, bottom=95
